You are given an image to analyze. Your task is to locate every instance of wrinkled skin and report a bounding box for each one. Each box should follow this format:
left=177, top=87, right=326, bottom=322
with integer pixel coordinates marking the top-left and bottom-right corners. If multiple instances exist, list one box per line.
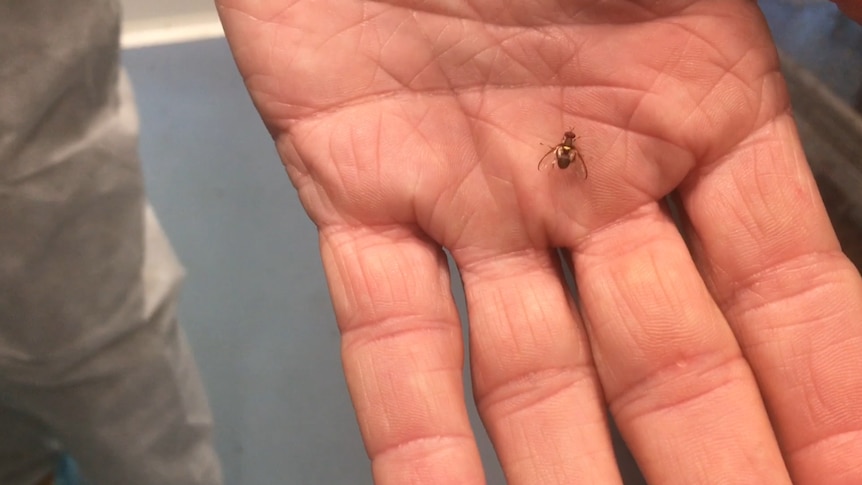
left=216, top=2, right=862, bottom=484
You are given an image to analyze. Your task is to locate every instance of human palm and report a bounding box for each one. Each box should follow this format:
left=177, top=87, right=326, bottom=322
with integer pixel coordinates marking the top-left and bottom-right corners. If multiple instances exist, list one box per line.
left=217, top=1, right=862, bottom=483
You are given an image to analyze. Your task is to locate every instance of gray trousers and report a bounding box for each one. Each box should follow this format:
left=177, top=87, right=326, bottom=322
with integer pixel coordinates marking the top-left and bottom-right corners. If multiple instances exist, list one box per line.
left=0, top=2, right=223, bottom=484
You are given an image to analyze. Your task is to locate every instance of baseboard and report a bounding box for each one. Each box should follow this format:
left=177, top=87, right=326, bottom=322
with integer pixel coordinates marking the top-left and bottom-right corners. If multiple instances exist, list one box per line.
left=121, top=11, right=224, bottom=49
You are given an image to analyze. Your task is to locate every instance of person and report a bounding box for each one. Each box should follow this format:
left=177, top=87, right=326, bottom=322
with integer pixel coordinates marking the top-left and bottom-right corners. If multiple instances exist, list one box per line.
left=215, top=1, right=862, bottom=483
left=0, top=2, right=222, bottom=485
left=3, top=1, right=860, bottom=484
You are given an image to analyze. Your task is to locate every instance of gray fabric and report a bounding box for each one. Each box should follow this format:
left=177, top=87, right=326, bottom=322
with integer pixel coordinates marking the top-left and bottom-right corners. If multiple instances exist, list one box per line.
left=0, top=1, right=222, bottom=484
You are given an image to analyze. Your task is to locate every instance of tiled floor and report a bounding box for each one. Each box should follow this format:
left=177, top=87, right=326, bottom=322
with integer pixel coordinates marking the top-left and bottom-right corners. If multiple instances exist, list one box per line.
left=123, top=6, right=861, bottom=484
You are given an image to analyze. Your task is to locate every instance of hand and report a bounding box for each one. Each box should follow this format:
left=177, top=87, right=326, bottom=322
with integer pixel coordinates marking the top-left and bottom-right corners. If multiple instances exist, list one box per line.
left=833, top=0, right=862, bottom=23
left=216, top=2, right=862, bottom=483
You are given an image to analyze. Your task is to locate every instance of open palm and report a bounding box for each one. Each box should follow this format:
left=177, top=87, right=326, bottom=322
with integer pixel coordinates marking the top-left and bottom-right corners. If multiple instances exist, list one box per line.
left=217, top=1, right=862, bottom=483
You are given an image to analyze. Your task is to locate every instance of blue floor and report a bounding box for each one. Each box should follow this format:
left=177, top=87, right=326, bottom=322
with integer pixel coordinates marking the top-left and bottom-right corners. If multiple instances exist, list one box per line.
left=760, top=0, right=862, bottom=106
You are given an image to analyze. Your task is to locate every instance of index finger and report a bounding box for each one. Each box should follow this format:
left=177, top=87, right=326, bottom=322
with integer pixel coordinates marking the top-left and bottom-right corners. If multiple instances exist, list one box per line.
left=679, top=111, right=862, bottom=483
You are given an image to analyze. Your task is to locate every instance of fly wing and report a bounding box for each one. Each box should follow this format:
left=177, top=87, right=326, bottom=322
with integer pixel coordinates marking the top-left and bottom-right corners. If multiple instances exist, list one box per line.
left=537, top=146, right=557, bottom=171
left=571, top=149, right=588, bottom=179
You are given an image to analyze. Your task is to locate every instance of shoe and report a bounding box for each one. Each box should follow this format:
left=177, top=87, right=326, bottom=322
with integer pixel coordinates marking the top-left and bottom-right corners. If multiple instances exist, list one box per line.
left=54, top=454, right=84, bottom=485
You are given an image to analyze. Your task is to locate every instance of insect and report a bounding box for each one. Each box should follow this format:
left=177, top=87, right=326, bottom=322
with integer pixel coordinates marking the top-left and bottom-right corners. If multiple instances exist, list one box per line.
left=538, top=130, right=588, bottom=179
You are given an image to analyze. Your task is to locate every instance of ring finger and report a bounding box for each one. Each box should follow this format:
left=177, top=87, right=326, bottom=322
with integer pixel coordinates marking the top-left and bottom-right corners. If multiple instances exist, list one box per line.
left=573, top=202, right=792, bottom=484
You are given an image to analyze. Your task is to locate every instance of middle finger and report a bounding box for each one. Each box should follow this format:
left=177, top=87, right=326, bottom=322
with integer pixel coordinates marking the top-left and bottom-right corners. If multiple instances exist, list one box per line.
left=455, top=247, right=622, bottom=484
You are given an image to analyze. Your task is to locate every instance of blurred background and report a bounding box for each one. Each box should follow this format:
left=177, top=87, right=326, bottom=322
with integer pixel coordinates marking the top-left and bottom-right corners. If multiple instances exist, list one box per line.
left=118, top=1, right=862, bottom=483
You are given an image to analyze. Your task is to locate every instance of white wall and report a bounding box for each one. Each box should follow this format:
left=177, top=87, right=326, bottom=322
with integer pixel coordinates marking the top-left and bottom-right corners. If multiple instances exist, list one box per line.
left=120, top=0, right=222, bottom=48
left=121, top=0, right=215, bottom=22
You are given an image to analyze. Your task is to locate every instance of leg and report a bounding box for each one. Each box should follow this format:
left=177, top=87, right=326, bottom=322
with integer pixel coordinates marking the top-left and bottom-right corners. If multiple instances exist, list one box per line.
left=0, top=2, right=222, bottom=483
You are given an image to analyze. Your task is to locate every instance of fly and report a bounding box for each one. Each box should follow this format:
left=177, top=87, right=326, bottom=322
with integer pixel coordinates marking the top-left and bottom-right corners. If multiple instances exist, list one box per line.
left=538, top=130, right=587, bottom=179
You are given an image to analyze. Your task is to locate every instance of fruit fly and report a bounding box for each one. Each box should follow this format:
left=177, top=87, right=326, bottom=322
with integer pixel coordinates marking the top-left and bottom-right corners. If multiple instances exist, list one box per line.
left=538, top=130, right=587, bottom=179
